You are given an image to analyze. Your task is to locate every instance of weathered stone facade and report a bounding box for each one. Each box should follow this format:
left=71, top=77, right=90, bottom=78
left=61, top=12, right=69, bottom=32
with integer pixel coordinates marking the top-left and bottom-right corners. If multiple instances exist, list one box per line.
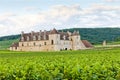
left=10, top=28, right=93, bottom=51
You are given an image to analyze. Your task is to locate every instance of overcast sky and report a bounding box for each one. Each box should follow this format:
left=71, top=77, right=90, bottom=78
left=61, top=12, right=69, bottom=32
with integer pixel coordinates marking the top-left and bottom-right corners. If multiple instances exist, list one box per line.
left=0, top=0, right=120, bottom=36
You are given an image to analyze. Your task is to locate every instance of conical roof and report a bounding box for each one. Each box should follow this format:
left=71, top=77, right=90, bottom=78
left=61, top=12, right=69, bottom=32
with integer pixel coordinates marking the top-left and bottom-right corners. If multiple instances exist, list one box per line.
left=50, top=28, right=58, bottom=34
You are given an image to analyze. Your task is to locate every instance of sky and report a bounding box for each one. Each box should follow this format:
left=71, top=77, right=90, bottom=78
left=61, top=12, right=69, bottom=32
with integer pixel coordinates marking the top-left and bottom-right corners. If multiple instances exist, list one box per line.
left=0, top=0, right=120, bottom=36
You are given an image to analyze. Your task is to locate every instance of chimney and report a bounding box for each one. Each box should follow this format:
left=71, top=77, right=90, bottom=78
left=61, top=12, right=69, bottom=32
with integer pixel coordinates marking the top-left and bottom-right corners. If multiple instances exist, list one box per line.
left=21, top=31, right=24, bottom=41
left=44, top=30, right=46, bottom=40
left=21, top=31, right=24, bottom=36
left=31, top=31, right=34, bottom=40
left=39, top=30, right=42, bottom=35
left=31, top=31, right=34, bottom=35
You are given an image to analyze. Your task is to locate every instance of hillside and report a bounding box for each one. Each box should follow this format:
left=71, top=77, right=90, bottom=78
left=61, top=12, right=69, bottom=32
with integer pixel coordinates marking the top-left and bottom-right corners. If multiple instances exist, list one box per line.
left=62, top=28, right=120, bottom=44
left=0, top=34, right=20, bottom=41
left=0, top=28, right=120, bottom=49
left=0, top=39, right=19, bottom=50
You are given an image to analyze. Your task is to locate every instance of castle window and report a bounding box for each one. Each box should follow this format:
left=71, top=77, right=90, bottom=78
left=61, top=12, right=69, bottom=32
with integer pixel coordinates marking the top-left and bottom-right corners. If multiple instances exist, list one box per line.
left=33, top=42, right=36, bottom=46
left=44, top=42, right=46, bottom=45
left=51, top=40, right=54, bottom=45
left=22, top=43, right=24, bottom=46
left=15, top=47, right=17, bottom=50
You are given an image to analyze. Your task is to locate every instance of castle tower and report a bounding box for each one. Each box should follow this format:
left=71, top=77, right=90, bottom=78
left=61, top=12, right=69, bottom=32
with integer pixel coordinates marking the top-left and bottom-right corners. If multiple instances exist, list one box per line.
left=71, top=30, right=86, bottom=50
left=49, top=28, right=60, bottom=51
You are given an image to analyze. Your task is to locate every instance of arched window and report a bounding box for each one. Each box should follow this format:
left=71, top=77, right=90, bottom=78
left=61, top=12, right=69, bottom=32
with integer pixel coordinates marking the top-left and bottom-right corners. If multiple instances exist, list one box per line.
left=65, top=48, right=67, bottom=50
left=51, top=40, right=54, bottom=45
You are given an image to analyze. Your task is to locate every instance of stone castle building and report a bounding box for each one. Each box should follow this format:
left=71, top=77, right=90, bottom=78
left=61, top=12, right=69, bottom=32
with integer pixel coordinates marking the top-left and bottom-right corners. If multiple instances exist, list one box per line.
left=10, top=28, right=93, bottom=51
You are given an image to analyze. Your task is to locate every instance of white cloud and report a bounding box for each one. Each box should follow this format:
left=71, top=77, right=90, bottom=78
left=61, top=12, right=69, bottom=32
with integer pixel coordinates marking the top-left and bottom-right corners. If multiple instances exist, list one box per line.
left=0, top=4, right=120, bottom=36
left=105, top=0, right=120, bottom=2
left=24, top=6, right=40, bottom=11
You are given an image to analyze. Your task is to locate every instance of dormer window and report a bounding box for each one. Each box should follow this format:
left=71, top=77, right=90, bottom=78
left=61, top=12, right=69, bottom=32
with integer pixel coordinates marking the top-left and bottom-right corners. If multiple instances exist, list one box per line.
left=38, top=36, right=41, bottom=40
left=27, top=36, right=30, bottom=41
left=33, top=36, right=36, bottom=41
left=21, top=37, right=24, bottom=41
left=44, top=35, right=46, bottom=40
left=63, top=35, right=66, bottom=40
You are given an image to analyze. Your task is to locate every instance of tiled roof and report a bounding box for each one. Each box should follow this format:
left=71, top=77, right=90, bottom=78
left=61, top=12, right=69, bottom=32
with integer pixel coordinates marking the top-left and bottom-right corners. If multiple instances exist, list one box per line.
left=20, top=29, right=80, bottom=41
left=59, top=32, right=69, bottom=40
left=20, top=31, right=49, bottom=41
left=50, top=28, right=58, bottom=34
left=10, top=42, right=19, bottom=47
left=82, top=40, right=93, bottom=48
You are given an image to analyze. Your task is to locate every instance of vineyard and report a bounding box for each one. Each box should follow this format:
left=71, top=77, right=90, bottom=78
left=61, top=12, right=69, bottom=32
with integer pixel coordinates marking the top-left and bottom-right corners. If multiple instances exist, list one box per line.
left=1, top=48, right=120, bottom=80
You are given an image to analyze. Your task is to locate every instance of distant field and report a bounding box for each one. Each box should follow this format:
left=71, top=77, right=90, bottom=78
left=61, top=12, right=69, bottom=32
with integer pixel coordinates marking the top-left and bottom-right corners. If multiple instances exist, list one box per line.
left=107, top=41, right=120, bottom=45
left=1, top=48, right=120, bottom=79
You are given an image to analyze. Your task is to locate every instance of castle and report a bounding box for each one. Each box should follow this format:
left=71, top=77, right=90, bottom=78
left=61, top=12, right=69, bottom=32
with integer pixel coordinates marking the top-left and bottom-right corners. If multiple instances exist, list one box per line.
left=10, top=28, right=93, bottom=51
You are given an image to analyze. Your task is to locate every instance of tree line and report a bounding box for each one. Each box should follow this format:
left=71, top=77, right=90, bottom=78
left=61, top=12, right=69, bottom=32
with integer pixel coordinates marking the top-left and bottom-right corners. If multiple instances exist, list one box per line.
left=1, top=28, right=120, bottom=44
